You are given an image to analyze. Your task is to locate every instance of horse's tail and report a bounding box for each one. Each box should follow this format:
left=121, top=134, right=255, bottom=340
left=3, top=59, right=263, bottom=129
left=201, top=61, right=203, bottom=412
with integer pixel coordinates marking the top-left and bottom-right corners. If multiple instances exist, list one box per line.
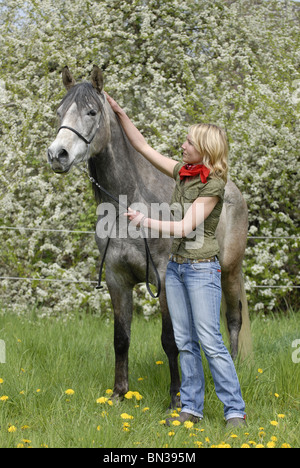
left=221, top=273, right=253, bottom=361
left=238, top=273, right=253, bottom=361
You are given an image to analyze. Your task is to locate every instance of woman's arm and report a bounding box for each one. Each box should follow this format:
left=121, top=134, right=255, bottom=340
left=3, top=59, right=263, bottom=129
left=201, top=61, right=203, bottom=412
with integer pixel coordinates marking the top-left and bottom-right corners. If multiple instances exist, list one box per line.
left=126, top=196, right=219, bottom=238
left=105, top=93, right=177, bottom=178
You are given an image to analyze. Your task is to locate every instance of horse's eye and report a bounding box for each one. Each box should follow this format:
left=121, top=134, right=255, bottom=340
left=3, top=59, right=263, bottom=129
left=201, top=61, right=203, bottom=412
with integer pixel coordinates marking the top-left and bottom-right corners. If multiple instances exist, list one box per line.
left=88, top=109, right=97, bottom=116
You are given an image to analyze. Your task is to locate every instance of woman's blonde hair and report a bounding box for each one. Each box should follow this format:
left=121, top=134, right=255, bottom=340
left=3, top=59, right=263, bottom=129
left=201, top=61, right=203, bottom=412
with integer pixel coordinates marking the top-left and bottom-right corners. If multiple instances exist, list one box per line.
left=189, top=123, right=228, bottom=182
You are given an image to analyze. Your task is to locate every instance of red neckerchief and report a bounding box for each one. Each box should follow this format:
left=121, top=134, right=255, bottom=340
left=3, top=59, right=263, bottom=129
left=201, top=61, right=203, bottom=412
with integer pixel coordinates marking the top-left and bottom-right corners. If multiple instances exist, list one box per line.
left=179, top=164, right=210, bottom=183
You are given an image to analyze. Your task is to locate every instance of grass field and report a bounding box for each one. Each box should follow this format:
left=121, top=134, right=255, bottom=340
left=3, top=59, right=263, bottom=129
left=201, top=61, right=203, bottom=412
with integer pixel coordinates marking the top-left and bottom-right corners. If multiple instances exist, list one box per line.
left=0, top=308, right=299, bottom=448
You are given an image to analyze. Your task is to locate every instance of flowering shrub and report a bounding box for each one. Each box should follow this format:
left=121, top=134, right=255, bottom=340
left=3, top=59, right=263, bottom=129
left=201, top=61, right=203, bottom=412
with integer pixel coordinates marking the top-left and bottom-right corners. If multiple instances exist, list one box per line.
left=0, top=0, right=299, bottom=315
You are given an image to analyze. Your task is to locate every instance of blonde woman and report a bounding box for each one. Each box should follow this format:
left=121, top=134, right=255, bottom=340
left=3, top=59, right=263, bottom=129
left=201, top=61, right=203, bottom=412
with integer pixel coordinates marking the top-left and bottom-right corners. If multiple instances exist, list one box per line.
left=106, top=93, right=246, bottom=428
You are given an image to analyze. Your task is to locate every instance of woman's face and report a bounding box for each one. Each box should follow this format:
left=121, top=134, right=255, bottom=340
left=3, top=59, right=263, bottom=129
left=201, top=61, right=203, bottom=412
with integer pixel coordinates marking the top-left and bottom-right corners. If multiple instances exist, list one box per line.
left=181, top=134, right=203, bottom=165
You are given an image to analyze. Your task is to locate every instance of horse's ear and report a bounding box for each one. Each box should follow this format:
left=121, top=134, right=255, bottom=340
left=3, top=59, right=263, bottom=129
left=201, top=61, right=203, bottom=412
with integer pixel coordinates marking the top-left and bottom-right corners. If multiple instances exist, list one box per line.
left=91, top=65, right=104, bottom=94
left=62, top=66, right=76, bottom=90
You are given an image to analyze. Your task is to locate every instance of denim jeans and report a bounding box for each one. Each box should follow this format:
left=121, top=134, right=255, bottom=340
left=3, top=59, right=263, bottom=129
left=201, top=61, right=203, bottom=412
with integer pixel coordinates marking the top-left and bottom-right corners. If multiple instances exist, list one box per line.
left=165, top=259, right=246, bottom=421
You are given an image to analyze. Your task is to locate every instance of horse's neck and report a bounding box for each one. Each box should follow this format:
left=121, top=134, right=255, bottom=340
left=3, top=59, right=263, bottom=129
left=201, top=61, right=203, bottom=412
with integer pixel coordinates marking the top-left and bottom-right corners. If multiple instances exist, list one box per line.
left=91, top=107, right=159, bottom=205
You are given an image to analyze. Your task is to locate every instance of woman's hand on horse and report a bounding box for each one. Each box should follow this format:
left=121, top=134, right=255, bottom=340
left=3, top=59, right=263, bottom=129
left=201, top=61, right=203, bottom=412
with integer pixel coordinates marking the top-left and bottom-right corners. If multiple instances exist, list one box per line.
left=124, top=208, right=147, bottom=227
left=105, top=92, right=124, bottom=115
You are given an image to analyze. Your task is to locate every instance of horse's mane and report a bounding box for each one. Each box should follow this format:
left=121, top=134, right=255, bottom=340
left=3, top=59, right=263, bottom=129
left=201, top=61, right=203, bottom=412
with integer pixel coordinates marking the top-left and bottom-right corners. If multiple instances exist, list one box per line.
left=60, top=82, right=102, bottom=114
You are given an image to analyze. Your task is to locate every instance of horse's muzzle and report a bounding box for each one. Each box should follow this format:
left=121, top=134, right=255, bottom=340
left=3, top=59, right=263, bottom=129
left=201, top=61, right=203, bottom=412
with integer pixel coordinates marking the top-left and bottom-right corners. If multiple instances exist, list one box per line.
left=47, top=147, right=70, bottom=173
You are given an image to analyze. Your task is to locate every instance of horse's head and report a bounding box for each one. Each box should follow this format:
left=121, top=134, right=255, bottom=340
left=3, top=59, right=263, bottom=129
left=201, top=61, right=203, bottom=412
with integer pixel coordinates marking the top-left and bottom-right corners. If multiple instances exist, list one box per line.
left=48, top=66, right=110, bottom=173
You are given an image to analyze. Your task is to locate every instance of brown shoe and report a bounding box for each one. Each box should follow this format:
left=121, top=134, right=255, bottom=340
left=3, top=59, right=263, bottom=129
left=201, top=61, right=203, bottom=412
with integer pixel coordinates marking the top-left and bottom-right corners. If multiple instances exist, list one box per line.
left=226, top=417, right=247, bottom=428
left=166, top=411, right=200, bottom=426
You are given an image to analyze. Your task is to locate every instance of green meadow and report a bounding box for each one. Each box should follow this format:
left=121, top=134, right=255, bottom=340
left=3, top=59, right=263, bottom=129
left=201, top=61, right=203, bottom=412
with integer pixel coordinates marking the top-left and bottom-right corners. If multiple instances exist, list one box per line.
left=0, top=309, right=299, bottom=448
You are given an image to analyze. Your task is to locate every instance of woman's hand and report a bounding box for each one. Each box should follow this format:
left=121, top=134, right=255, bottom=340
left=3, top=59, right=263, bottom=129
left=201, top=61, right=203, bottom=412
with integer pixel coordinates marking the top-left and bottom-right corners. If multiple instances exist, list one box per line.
left=124, top=207, right=147, bottom=227
left=105, top=92, right=124, bottom=115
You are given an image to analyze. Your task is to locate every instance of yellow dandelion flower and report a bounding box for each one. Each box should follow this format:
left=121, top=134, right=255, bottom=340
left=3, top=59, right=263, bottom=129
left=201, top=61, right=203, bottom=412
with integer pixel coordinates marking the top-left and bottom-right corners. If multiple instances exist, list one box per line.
left=218, top=443, right=231, bottom=448
left=271, top=436, right=277, bottom=442
left=205, top=437, right=210, bottom=443
left=122, top=422, right=130, bottom=432
left=21, top=425, right=30, bottom=430
left=270, top=421, right=278, bottom=426
left=20, top=391, right=25, bottom=395
left=22, top=439, right=31, bottom=444
left=230, top=434, right=238, bottom=438
left=258, top=368, right=263, bottom=374
left=241, top=444, right=250, bottom=448
left=278, top=414, right=285, bottom=419
left=133, top=391, right=143, bottom=400
left=249, top=441, right=256, bottom=446
left=107, top=400, right=113, bottom=406
left=155, top=361, right=163, bottom=365
left=172, top=420, right=181, bottom=426
left=138, top=377, right=144, bottom=381
left=184, top=421, right=194, bottom=429
left=124, top=391, right=134, bottom=399
left=36, top=389, right=41, bottom=393
left=168, top=431, right=175, bottom=436
left=0, top=378, right=3, bottom=384
left=120, top=413, right=134, bottom=420
left=195, top=441, right=203, bottom=447
left=281, top=443, right=291, bottom=448
left=8, top=425, right=17, bottom=433
left=97, top=425, right=101, bottom=431
left=256, top=444, right=265, bottom=448
left=267, top=441, right=276, bottom=448
left=96, top=397, right=108, bottom=404
left=0, top=395, right=8, bottom=401
left=274, top=393, right=279, bottom=398
left=65, top=389, right=75, bottom=395
left=142, top=407, right=149, bottom=412
left=105, top=389, right=113, bottom=395
left=159, top=419, right=166, bottom=425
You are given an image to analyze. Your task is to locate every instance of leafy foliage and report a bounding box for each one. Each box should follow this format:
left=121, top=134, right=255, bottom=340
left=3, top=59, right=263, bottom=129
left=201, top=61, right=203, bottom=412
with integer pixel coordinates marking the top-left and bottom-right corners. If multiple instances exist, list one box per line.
left=0, top=0, right=299, bottom=315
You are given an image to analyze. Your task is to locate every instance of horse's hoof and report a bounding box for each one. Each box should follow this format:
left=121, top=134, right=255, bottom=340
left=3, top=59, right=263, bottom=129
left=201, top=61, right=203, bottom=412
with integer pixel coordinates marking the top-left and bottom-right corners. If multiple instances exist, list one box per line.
left=111, top=392, right=124, bottom=402
left=167, top=395, right=181, bottom=411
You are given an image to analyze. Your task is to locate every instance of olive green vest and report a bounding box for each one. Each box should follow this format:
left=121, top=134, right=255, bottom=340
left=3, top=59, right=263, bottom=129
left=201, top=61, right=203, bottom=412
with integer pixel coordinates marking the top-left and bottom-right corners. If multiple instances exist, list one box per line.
left=170, top=163, right=225, bottom=259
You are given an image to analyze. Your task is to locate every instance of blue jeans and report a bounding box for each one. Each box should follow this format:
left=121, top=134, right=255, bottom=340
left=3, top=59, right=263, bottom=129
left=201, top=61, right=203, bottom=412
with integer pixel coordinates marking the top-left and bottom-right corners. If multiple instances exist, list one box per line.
left=165, top=259, right=246, bottom=421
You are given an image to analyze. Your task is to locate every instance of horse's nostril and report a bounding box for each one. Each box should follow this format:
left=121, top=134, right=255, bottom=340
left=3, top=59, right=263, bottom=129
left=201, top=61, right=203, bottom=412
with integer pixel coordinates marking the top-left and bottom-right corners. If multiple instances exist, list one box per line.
left=58, top=148, right=69, bottom=160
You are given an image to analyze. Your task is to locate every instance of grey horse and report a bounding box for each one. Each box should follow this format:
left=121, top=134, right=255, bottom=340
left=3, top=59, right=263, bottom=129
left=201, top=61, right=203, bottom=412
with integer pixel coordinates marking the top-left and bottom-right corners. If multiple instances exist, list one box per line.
left=47, top=66, right=252, bottom=408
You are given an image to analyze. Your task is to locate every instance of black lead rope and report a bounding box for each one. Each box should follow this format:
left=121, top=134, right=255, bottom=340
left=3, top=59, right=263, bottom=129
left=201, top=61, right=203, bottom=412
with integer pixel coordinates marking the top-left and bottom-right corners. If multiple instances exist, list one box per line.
left=86, top=173, right=161, bottom=299
left=59, top=125, right=161, bottom=298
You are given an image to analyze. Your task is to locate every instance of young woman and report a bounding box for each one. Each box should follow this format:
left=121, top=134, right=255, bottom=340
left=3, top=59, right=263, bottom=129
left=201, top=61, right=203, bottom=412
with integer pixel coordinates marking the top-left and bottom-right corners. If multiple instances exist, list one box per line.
left=105, top=93, right=246, bottom=428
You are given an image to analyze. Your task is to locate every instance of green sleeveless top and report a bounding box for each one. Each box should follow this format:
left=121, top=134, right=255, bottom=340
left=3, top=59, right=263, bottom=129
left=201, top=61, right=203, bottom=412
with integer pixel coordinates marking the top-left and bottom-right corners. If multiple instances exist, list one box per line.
left=170, top=162, right=225, bottom=259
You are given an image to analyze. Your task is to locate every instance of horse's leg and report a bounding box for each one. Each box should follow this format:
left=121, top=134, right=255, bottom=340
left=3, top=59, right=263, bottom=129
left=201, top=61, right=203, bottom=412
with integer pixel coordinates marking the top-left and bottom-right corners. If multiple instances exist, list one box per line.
left=107, top=281, right=133, bottom=398
left=159, top=284, right=181, bottom=409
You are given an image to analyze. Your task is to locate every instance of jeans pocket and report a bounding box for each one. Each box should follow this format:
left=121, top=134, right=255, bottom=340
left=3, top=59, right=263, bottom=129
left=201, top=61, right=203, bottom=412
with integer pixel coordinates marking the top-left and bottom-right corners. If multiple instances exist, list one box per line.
left=191, top=263, right=212, bottom=273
